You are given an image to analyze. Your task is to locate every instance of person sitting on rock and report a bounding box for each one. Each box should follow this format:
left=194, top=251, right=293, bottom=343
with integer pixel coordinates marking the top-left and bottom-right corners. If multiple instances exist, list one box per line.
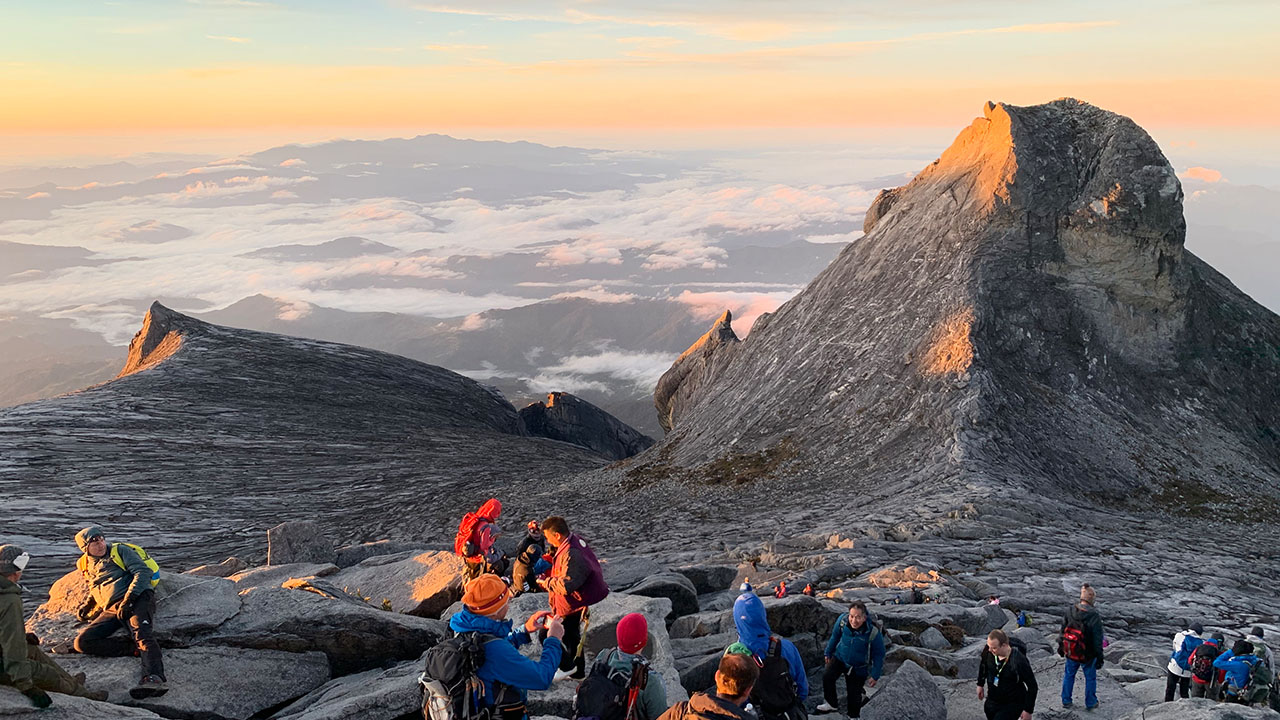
left=579, top=612, right=668, bottom=720
left=0, top=545, right=107, bottom=708
left=511, top=520, right=550, bottom=596
left=1165, top=619, right=1204, bottom=701
left=724, top=588, right=808, bottom=720
left=449, top=573, right=565, bottom=720
left=816, top=602, right=884, bottom=718
left=540, top=515, right=609, bottom=682
left=1058, top=583, right=1104, bottom=710
left=802, top=584, right=815, bottom=597
left=657, top=652, right=760, bottom=720
left=455, top=498, right=507, bottom=583
left=71, top=526, right=168, bottom=699
left=1213, top=639, right=1259, bottom=703
left=774, top=581, right=788, bottom=599
left=977, top=629, right=1037, bottom=720
left=1188, top=633, right=1224, bottom=698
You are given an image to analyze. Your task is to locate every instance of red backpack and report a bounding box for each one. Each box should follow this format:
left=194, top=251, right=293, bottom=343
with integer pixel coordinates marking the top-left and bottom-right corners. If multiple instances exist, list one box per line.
left=454, top=512, right=485, bottom=559
left=1061, top=618, right=1088, bottom=662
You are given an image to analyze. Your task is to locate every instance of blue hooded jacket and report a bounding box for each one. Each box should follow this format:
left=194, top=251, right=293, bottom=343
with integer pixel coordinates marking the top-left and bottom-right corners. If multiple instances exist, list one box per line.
left=824, top=615, right=886, bottom=679
left=449, top=608, right=564, bottom=707
left=732, top=592, right=809, bottom=699
left=1213, top=650, right=1259, bottom=692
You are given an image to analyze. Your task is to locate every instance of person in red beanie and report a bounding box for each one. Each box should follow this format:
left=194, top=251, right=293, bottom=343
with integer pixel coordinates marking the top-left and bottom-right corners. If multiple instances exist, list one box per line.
left=576, top=612, right=669, bottom=720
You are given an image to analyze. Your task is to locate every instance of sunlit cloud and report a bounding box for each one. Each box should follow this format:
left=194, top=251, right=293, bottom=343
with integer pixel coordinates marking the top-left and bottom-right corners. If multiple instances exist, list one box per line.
left=1180, top=166, right=1224, bottom=183
left=206, top=34, right=252, bottom=43
left=674, top=289, right=798, bottom=336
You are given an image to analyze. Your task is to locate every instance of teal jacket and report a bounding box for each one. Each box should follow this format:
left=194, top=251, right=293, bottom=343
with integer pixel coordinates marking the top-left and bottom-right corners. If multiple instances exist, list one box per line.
left=81, top=543, right=151, bottom=611
left=598, top=647, right=669, bottom=720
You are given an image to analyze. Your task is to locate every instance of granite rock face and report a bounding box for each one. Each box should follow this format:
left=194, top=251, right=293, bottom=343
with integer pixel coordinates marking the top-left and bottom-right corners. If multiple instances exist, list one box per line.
left=652, top=310, right=739, bottom=433
left=519, top=392, right=655, bottom=460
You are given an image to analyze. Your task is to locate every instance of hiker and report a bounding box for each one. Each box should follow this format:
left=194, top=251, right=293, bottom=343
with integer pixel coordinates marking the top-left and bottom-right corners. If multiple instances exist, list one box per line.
left=71, top=526, right=168, bottom=699
left=774, top=582, right=788, bottom=599
left=1165, top=620, right=1204, bottom=701
left=1, top=546, right=107, bottom=707
left=1058, top=583, right=1104, bottom=710
left=725, top=588, right=808, bottom=720
left=1213, top=639, right=1260, bottom=703
left=456, top=498, right=506, bottom=583
left=445, top=573, right=566, bottom=720
left=511, top=521, right=550, bottom=596
left=802, top=584, right=815, bottom=597
left=656, top=653, right=760, bottom=720
left=574, top=612, right=668, bottom=720
left=977, top=629, right=1037, bottom=720
left=816, top=602, right=884, bottom=718
left=541, top=516, right=609, bottom=681
left=1247, top=627, right=1274, bottom=671
left=1188, top=632, right=1224, bottom=698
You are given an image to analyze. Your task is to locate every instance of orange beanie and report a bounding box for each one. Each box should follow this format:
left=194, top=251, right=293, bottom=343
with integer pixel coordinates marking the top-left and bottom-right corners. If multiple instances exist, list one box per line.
left=463, top=574, right=510, bottom=618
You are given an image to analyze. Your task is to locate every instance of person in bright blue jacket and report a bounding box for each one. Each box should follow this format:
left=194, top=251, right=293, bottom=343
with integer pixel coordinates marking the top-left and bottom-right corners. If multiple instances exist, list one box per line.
left=728, top=589, right=808, bottom=720
left=816, top=602, right=885, bottom=717
left=449, top=574, right=565, bottom=720
left=1214, top=639, right=1259, bottom=701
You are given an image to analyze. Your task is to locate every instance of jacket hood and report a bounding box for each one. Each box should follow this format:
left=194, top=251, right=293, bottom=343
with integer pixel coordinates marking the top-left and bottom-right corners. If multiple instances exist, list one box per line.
left=686, top=692, right=750, bottom=720
left=75, top=526, right=105, bottom=552
left=0, top=576, right=20, bottom=595
left=449, top=606, right=514, bottom=637
left=478, top=498, right=502, bottom=520
left=733, top=592, right=772, bottom=655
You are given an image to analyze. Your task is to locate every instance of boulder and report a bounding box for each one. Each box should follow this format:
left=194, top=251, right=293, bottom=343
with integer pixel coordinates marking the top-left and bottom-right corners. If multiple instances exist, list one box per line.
left=953, top=605, right=1010, bottom=637
left=55, top=646, right=330, bottom=720
left=334, top=540, right=429, bottom=569
left=207, top=585, right=447, bottom=674
left=600, top=555, right=664, bottom=592
left=272, top=652, right=427, bottom=720
left=268, top=521, right=336, bottom=566
left=885, top=646, right=967, bottom=678
left=669, top=609, right=731, bottom=639
left=27, top=571, right=241, bottom=651
left=918, top=626, right=951, bottom=651
left=325, top=550, right=464, bottom=618
left=185, top=556, right=249, bottom=577
left=876, top=603, right=978, bottom=635
left=0, top=686, right=164, bottom=718
left=862, top=658, right=947, bottom=720
left=628, top=573, right=700, bottom=621
left=1116, top=698, right=1280, bottom=719
left=676, top=652, right=721, bottom=695
left=670, top=632, right=736, bottom=661
left=674, top=565, right=739, bottom=595
left=759, top=595, right=845, bottom=639
left=230, top=563, right=340, bottom=591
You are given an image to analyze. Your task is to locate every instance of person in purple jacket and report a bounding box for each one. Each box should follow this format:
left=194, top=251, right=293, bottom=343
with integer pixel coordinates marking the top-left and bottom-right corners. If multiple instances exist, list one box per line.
left=541, top=516, right=609, bottom=681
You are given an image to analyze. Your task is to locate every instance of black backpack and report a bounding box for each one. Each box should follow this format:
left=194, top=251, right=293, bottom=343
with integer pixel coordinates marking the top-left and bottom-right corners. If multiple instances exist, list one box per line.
left=751, top=637, right=799, bottom=719
left=1190, top=643, right=1220, bottom=683
left=420, top=632, right=495, bottom=720
left=572, top=652, right=649, bottom=720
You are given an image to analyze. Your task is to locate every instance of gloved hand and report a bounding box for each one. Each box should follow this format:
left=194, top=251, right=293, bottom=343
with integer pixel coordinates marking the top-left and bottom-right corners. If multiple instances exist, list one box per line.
left=76, top=603, right=96, bottom=623
left=23, top=688, right=53, bottom=708
left=25, top=632, right=39, bottom=645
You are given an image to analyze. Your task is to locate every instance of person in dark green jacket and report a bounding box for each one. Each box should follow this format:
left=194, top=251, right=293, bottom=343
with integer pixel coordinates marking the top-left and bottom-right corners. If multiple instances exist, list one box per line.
left=0, top=545, right=107, bottom=707
left=72, top=526, right=168, bottom=699
left=816, top=602, right=885, bottom=718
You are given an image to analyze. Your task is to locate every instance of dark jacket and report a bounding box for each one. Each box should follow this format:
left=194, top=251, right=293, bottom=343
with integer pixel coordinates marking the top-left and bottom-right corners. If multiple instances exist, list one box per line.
left=448, top=607, right=563, bottom=707
left=1059, top=601, right=1105, bottom=662
left=547, top=533, right=608, bottom=616
left=978, top=646, right=1038, bottom=714
left=598, top=647, right=669, bottom=720
left=80, top=543, right=151, bottom=611
left=0, top=577, right=34, bottom=692
left=823, top=616, right=886, bottom=679
left=657, top=691, right=754, bottom=720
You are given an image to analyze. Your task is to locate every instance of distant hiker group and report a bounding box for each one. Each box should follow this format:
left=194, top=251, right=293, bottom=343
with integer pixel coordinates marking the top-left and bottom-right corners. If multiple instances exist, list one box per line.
left=1164, top=619, right=1275, bottom=707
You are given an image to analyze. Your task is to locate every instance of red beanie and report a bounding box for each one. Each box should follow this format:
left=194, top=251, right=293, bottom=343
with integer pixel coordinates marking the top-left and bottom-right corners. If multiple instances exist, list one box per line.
left=616, top=613, right=648, bottom=654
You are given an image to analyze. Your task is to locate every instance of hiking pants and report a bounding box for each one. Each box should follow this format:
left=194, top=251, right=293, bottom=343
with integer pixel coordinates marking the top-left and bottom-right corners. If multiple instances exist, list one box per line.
left=822, top=659, right=868, bottom=717
left=1190, top=679, right=1211, bottom=698
left=557, top=608, right=587, bottom=675
left=1062, top=657, right=1097, bottom=708
left=74, top=590, right=164, bottom=680
left=1165, top=671, right=1190, bottom=701
left=983, top=702, right=1024, bottom=720
left=0, top=644, right=98, bottom=698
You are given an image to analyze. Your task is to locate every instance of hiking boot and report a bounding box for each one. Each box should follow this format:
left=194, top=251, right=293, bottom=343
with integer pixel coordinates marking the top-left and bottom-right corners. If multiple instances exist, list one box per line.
left=72, top=672, right=87, bottom=685
left=815, top=702, right=837, bottom=714
left=129, top=675, right=168, bottom=699
left=85, top=689, right=109, bottom=702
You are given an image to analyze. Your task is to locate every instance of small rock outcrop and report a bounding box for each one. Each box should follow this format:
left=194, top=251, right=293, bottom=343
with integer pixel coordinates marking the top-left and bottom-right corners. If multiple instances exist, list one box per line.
left=268, top=521, right=337, bottom=566
left=519, top=392, right=655, bottom=460
left=653, top=310, right=739, bottom=433
left=863, top=659, right=946, bottom=720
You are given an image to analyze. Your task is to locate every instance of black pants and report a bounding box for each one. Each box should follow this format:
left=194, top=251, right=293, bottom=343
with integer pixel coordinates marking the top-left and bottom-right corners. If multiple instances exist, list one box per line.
left=1165, top=671, right=1190, bottom=701
left=822, top=659, right=868, bottom=717
left=983, top=702, right=1023, bottom=720
left=540, top=608, right=587, bottom=675
left=74, top=590, right=164, bottom=680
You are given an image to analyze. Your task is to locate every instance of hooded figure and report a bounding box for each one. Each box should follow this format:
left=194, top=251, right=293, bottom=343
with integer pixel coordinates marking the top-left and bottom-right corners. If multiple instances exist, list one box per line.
left=457, top=499, right=506, bottom=582
left=729, top=591, right=808, bottom=720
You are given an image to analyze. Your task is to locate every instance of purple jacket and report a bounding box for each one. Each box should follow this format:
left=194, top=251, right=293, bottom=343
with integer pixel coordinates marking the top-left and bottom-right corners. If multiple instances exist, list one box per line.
left=549, top=533, right=609, bottom=615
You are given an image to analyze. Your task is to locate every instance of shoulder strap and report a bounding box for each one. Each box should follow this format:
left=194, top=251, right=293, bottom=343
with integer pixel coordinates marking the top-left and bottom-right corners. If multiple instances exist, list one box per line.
left=767, top=636, right=781, bottom=659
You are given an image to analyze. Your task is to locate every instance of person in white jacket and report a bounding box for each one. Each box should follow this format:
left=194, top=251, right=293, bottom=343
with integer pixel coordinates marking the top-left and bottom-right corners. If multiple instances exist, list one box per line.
left=1164, top=621, right=1204, bottom=701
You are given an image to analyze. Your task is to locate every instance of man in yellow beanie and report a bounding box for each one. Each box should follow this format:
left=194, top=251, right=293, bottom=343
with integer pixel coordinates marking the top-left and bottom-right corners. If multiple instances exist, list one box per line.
left=448, top=574, right=565, bottom=720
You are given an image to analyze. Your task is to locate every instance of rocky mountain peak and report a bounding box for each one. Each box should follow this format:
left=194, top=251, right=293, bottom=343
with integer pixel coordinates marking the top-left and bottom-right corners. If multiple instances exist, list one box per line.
left=118, top=301, right=186, bottom=377
left=653, top=309, right=740, bottom=433
left=519, top=392, right=655, bottom=461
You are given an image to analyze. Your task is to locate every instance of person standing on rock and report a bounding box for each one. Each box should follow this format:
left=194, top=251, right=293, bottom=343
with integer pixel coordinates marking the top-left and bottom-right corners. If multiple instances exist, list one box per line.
left=657, top=653, right=760, bottom=720
left=511, top=520, right=550, bottom=596
left=449, top=573, right=566, bottom=720
left=71, top=526, right=168, bottom=699
left=1188, top=633, right=1224, bottom=698
left=541, top=516, right=609, bottom=681
left=1213, top=639, right=1260, bottom=703
left=456, top=498, right=507, bottom=583
left=1165, top=620, right=1204, bottom=701
left=977, top=629, right=1037, bottom=720
left=816, top=602, right=884, bottom=717
left=1057, top=583, right=1103, bottom=710
left=725, top=588, right=808, bottom=720
left=0, top=545, right=108, bottom=707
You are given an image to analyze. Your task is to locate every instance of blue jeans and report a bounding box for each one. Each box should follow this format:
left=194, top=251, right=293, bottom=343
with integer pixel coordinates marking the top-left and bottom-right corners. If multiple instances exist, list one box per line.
left=1062, top=657, right=1098, bottom=707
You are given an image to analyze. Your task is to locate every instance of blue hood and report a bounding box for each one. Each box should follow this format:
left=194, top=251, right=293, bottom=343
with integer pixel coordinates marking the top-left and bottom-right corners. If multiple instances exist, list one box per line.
left=734, top=591, right=772, bottom=655
left=450, top=607, right=514, bottom=637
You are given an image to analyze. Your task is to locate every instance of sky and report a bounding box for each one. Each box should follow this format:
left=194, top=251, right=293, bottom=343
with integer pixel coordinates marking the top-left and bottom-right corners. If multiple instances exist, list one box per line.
left=1, top=0, right=1278, bottom=162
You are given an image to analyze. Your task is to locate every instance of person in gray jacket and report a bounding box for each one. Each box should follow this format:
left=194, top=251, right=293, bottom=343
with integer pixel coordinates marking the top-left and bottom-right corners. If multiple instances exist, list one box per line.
left=72, top=526, right=168, bottom=699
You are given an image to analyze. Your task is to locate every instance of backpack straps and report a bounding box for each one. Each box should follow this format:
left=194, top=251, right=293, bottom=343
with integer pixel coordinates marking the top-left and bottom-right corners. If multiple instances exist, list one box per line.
left=767, top=636, right=781, bottom=659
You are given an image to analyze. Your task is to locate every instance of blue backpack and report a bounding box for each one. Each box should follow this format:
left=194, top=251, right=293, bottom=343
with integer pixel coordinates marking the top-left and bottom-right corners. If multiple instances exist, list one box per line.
left=1173, top=635, right=1205, bottom=671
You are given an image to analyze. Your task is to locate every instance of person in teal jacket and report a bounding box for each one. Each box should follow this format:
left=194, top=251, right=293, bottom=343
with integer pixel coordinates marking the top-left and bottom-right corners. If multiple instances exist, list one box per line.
left=1214, top=639, right=1260, bottom=701
left=816, top=602, right=885, bottom=717
left=449, top=574, right=565, bottom=720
